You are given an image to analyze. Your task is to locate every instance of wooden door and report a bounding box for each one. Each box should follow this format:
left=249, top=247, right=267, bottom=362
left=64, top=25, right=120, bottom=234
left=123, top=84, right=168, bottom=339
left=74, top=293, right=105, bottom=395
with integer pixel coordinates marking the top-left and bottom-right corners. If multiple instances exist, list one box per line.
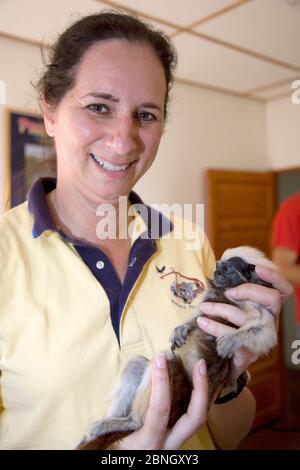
left=206, top=169, right=284, bottom=428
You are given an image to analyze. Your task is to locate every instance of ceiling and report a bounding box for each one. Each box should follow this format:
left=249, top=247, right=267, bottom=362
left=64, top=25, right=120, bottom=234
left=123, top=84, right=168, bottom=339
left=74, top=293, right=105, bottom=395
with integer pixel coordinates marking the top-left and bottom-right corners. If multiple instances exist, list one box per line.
left=0, top=0, right=299, bottom=102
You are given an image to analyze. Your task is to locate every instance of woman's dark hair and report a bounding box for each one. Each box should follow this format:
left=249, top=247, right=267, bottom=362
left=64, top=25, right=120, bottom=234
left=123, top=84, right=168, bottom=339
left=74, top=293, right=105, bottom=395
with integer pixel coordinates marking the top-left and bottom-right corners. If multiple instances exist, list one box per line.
left=36, top=11, right=177, bottom=117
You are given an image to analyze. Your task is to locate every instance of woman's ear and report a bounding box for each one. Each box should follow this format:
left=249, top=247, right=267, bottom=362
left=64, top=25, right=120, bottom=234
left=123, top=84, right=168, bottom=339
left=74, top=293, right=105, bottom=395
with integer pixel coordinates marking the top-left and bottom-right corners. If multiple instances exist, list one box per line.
left=40, top=98, right=56, bottom=138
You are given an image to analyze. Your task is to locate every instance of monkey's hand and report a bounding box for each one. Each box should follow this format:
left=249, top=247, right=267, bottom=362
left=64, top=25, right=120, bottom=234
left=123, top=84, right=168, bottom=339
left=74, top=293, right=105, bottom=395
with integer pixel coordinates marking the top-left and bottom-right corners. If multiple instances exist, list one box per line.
left=197, top=266, right=293, bottom=378
left=169, top=318, right=198, bottom=351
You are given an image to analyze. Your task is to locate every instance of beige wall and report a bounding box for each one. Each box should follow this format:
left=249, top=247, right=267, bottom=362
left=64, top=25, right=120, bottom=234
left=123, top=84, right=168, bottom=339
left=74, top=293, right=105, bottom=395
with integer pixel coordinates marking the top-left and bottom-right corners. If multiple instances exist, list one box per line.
left=265, top=95, right=300, bottom=170
left=0, top=36, right=41, bottom=212
left=135, top=81, right=266, bottom=207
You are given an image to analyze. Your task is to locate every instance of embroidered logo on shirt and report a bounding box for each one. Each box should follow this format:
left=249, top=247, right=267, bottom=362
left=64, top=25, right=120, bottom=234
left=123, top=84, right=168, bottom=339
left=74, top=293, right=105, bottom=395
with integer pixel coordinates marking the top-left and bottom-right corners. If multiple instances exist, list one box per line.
left=155, top=265, right=166, bottom=274
left=156, top=266, right=205, bottom=309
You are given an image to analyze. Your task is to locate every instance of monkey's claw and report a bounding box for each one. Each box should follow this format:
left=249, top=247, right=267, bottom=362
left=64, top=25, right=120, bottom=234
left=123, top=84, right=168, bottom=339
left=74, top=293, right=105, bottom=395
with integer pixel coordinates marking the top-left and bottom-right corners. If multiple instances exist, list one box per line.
left=217, top=334, right=239, bottom=358
left=170, top=323, right=191, bottom=350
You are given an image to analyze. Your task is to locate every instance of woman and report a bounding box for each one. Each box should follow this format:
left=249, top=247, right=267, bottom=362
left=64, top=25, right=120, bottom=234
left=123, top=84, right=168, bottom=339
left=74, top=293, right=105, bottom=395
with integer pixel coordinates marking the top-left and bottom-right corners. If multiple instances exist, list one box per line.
left=0, top=12, right=292, bottom=450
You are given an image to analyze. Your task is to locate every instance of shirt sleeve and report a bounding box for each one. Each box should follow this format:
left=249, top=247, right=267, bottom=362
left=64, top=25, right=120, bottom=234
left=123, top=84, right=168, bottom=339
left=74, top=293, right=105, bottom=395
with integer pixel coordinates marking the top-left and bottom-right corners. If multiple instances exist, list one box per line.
left=272, top=199, right=300, bottom=254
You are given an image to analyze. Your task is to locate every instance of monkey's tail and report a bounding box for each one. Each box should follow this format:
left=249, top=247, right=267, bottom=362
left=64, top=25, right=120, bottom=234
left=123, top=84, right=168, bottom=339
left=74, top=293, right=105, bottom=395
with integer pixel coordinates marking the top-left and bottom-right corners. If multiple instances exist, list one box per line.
left=76, top=417, right=142, bottom=450
left=77, top=430, right=133, bottom=450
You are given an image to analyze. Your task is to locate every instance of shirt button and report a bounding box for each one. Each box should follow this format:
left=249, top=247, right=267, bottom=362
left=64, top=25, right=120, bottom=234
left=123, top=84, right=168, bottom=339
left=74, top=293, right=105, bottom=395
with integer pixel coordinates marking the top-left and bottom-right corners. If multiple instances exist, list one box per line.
left=129, top=256, right=137, bottom=267
left=96, top=260, right=105, bottom=270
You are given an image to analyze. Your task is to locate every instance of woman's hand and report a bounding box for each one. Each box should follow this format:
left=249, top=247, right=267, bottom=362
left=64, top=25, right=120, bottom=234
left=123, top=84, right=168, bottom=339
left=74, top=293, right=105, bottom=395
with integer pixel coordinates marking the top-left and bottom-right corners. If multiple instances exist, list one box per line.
left=116, top=354, right=208, bottom=450
left=198, top=266, right=293, bottom=379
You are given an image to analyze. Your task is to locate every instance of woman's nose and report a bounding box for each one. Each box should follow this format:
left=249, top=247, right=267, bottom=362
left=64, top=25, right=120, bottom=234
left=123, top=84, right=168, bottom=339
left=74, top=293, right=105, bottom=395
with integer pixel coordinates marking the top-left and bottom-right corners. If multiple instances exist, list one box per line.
left=105, top=117, right=138, bottom=156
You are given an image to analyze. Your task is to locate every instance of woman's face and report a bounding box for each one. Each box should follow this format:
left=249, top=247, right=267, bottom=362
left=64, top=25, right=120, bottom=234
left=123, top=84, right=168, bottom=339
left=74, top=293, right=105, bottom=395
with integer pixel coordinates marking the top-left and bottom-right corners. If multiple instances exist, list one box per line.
left=43, top=39, right=166, bottom=204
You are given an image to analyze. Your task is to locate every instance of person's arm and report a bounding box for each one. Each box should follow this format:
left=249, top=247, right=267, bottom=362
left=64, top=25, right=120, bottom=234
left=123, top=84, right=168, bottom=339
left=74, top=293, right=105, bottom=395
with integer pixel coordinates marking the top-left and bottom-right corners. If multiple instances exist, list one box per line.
left=272, top=247, right=300, bottom=286
left=207, top=387, right=256, bottom=449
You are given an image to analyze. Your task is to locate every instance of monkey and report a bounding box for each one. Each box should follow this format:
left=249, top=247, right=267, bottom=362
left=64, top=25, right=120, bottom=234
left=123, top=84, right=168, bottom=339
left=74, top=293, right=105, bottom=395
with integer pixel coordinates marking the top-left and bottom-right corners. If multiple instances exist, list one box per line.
left=77, top=246, right=278, bottom=450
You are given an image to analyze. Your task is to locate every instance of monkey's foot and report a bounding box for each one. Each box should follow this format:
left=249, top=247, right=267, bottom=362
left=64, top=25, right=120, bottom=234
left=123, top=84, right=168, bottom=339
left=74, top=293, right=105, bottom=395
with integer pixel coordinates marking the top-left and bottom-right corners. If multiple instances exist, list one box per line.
left=217, top=333, right=242, bottom=358
left=170, top=321, right=195, bottom=351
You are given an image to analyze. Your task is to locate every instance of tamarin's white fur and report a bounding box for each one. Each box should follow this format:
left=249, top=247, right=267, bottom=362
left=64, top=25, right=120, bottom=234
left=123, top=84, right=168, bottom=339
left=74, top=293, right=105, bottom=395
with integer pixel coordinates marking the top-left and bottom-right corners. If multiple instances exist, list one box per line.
left=221, top=246, right=276, bottom=269
left=77, top=246, right=278, bottom=450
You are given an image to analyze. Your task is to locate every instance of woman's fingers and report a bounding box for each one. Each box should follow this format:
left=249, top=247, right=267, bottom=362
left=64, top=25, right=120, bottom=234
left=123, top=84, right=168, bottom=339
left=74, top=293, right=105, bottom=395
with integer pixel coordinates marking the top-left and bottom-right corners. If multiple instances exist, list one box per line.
left=195, top=267, right=294, bottom=381
left=223, top=267, right=293, bottom=315
left=197, top=282, right=283, bottom=352
left=199, top=267, right=293, bottom=329
left=255, top=266, right=294, bottom=303
left=197, top=314, right=237, bottom=338
left=225, top=283, right=281, bottom=316
left=138, top=354, right=171, bottom=449
left=200, top=301, right=247, bottom=327
left=164, top=359, right=208, bottom=450
left=123, top=355, right=208, bottom=451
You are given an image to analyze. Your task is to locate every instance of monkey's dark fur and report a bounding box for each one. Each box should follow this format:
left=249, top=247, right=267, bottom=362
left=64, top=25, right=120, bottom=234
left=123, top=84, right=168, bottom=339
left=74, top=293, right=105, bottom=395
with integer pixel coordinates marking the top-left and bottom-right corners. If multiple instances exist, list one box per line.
left=77, top=247, right=278, bottom=450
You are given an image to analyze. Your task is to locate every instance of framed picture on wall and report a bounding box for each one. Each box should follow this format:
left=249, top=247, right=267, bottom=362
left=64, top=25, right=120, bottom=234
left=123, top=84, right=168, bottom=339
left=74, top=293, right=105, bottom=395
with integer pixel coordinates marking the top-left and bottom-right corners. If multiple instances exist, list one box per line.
left=5, top=109, right=56, bottom=209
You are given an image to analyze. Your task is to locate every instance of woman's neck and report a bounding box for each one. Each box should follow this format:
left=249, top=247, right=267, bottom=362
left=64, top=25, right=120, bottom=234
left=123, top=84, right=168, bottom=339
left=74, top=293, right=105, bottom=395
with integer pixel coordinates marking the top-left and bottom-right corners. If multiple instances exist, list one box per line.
left=46, top=182, right=132, bottom=248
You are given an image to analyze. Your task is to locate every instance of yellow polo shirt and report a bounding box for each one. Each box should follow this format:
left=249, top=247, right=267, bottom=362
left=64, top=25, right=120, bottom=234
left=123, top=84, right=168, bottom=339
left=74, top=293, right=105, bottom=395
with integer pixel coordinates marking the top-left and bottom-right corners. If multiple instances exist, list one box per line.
left=0, top=179, right=216, bottom=450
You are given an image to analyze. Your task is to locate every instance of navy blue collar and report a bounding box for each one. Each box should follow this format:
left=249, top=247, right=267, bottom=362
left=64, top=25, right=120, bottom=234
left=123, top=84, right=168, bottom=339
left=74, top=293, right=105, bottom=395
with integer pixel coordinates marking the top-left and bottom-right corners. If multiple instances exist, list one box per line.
left=27, top=178, right=173, bottom=241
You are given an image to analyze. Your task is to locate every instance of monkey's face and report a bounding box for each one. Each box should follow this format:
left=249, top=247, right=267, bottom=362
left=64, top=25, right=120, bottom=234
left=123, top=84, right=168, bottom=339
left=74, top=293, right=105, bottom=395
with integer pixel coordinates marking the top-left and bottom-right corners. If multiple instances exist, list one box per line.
left=213, top=257, right=256, bottom=288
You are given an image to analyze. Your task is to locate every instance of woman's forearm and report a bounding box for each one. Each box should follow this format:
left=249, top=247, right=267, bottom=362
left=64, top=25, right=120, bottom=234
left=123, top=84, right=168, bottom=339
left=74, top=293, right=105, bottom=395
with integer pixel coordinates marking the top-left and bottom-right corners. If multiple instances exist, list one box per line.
left=207, top=387, right=256, bottom=449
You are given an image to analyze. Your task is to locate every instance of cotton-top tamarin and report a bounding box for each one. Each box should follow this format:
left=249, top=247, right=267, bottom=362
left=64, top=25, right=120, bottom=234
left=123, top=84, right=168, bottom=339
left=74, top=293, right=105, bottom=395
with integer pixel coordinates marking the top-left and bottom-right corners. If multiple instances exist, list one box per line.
left=77, top=246, right=278, bottom=450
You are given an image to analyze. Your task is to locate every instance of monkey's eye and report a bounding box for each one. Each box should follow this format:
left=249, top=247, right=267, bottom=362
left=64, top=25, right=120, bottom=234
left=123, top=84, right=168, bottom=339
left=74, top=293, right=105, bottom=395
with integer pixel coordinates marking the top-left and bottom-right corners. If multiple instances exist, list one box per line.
left=247, top=264, right=256, bottom=273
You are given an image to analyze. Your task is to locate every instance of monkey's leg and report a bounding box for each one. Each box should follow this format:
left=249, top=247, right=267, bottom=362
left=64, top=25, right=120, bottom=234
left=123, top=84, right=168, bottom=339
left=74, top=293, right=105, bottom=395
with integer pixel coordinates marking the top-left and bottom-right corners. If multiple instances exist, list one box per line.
left=77, top=356, right=149, bottom=450
left=217, top=304, right=277, bottom=358
left=106, top=356, right=149, bottom=418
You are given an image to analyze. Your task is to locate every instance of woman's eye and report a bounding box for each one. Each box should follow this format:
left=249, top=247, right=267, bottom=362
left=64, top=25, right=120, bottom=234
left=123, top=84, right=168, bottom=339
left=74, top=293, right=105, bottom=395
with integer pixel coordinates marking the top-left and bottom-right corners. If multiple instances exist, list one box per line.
left=86, top=104, right=109, bottom=114
left=137, top=111, right=157, bottom=123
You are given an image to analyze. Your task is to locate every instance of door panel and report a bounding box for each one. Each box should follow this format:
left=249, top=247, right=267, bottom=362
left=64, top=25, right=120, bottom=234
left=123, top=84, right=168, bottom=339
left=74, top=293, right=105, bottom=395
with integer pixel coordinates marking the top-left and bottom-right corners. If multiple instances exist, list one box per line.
left=206, top=169, right=284, bottom=429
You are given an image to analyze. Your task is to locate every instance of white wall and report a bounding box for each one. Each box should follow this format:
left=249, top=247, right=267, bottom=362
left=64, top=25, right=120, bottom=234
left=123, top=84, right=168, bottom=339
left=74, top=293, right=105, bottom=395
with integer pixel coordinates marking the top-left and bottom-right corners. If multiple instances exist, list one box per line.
left=1, top=35, right=267, bottom=215
left=265, top=95, right=300, bottom=169
left=135, top=81, right=266, bottom=207
left=0, top=36, right=41, bottom=212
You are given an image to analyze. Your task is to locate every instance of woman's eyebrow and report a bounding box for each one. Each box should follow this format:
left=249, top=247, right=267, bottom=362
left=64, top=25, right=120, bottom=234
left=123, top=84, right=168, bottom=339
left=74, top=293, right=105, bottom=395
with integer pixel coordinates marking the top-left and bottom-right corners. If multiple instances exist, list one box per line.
left=80, top=93, right=162, bottom=112
left=140, top=102, right=163, bottom=112
left=81, top=92, right=120, bottom=102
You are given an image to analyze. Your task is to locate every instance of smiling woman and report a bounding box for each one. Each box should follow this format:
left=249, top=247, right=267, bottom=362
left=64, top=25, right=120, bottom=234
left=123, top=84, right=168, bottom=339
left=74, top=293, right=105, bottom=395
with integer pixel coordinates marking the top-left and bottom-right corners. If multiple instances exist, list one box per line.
left=41, top=40, right=166, bottom=210
left=0, top=11, right=292, bottom=451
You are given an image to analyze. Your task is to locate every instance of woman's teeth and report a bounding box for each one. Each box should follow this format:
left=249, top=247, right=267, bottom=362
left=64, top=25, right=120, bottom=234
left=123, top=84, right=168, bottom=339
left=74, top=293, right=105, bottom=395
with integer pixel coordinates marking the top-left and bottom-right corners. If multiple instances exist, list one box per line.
left=90, top=153, right=130, bottom=172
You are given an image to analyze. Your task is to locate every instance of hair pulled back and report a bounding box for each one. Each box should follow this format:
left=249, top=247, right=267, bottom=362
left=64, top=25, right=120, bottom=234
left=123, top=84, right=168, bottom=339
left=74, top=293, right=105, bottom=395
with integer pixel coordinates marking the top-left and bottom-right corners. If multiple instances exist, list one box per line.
left=36, top=11, right=177, bottom=117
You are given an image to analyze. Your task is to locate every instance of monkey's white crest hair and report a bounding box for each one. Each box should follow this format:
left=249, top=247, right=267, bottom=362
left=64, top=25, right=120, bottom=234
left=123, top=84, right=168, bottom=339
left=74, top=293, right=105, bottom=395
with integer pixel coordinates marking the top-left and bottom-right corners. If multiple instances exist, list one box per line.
left=221, top=246, right=277, bottom=270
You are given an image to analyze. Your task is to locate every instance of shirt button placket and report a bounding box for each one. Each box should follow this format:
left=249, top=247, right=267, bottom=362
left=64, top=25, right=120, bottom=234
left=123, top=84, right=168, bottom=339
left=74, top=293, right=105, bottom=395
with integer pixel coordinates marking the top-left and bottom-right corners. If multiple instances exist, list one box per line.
left=96, top=260, right=105, bottom=270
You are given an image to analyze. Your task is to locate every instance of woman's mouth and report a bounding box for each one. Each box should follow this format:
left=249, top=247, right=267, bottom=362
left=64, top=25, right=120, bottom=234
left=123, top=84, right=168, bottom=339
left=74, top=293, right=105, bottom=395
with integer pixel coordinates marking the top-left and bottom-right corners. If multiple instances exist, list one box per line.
left=89, top=153, right=132, bottom=173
